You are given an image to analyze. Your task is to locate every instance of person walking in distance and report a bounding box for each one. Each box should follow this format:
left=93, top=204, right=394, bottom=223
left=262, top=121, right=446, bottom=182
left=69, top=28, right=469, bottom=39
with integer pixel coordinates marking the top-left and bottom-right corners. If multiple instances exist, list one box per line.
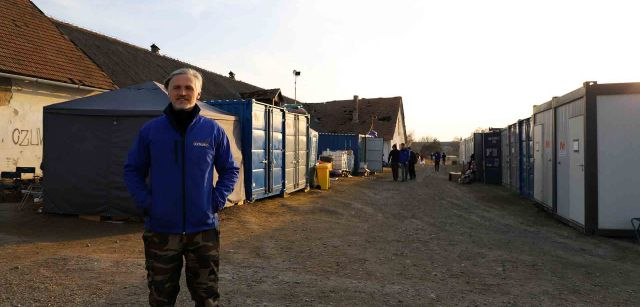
left=388, top=144, right=400, bottom=181
left=398, top=143, right=410, bottom=182
left=441, top=152, right=447, bottom=166
left=124, top=68, right=240, bottom=307
left=433, top=151, right=441, bottom=172
left=408, top=147, right=418, bottom=180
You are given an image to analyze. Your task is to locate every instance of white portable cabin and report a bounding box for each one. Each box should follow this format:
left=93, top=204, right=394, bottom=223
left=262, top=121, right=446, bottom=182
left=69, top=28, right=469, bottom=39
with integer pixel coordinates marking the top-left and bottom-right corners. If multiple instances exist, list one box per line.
left=459, top=134, right=475, bottom=169
left=532, top=100, right=554, bottom=210
left=544, top=81, right=640, bottom=236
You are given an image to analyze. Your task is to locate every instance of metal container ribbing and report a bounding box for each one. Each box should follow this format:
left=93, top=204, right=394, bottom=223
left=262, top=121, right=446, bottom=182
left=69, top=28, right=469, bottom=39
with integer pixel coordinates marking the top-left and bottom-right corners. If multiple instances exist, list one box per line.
left=205, top=99, right=286, bottom=201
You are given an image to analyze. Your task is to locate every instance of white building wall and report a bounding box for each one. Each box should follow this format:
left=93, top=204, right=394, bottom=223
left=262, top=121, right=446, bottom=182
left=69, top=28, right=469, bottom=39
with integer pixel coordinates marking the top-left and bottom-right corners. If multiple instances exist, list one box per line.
left=383, top=109, right=406, bottom=162
left=0, top=79, right=99, bottom=174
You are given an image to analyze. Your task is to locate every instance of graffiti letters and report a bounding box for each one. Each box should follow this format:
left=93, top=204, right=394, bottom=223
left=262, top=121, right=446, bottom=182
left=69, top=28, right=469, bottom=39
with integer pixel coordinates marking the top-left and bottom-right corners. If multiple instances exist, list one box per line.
left=12, top=128, right=43, bottom=146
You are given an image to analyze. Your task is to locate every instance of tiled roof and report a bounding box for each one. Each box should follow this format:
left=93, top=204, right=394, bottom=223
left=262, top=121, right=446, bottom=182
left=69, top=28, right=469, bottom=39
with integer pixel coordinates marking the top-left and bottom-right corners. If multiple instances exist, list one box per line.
left=0, top=0, right=115, bottom=89
left=302, top=97, right=405, bottom=140
left=240, top=88, right=285, bottom=106
left=53, top=20, right=269, bottom=100
left=240, top=88, right=281, bottom=100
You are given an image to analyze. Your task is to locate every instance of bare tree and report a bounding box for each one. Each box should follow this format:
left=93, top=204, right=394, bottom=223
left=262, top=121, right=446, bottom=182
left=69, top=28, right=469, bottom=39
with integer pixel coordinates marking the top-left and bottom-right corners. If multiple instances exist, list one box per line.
left=449, top=136, right=462, bottom=156
left=418, top=135, right=434, bottom=143
left=420, top=138, right=442, bottom=156
left=406, top=130, right=416, bottom=145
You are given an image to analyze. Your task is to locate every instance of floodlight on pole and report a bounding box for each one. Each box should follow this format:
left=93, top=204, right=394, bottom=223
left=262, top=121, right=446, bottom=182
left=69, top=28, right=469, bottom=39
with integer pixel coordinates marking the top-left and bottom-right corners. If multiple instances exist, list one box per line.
left=293, top=70, right=301, bottom=104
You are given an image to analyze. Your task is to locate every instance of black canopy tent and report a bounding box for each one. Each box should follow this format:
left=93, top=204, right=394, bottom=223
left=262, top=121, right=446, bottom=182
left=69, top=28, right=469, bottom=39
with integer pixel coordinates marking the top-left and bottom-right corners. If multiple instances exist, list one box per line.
left=42, top=81, right=245, bottom=217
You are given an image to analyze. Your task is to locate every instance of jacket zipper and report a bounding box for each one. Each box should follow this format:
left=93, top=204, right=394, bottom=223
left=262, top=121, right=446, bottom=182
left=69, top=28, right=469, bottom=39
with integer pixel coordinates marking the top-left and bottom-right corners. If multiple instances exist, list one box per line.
left=182, top=136, right=186, bottom=235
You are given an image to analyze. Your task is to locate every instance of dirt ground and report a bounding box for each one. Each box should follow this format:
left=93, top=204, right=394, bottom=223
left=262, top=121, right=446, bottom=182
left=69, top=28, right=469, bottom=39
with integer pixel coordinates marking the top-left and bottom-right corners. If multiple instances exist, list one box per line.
left=1, top=165, right=640, bottom=306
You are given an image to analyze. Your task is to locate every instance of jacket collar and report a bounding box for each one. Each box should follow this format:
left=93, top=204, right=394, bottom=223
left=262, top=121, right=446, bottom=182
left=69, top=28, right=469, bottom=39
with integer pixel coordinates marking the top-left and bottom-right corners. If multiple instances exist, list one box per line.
left=163, top=103, right=201, bottom=135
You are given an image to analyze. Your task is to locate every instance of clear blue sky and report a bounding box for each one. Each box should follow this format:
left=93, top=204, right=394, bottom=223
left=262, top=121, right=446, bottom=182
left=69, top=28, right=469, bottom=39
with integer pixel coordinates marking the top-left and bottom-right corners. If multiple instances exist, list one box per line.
left=33, top=0, right=640, bottom=141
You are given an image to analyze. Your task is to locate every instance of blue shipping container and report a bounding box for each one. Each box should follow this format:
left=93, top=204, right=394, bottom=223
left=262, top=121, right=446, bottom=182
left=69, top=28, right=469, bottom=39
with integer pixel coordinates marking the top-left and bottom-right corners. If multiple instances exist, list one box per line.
left=206, top=99, right=285, bottom=201
left=482, top=131, right=502, bottom=184
left=317, top=133, right=362, bottom=175
left=518, top=118, right=533, bottom=199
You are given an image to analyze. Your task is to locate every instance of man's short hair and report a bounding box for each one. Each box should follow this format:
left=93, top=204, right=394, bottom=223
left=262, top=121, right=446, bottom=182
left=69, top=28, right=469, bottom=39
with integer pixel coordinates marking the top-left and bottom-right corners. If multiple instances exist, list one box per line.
left=164, top=68, right=203, bottom=93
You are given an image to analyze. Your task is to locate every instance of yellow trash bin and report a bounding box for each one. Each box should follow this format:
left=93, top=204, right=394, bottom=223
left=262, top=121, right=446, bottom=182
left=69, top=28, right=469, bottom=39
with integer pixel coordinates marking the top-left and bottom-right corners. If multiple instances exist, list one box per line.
left=316, top=163, right=331, bottom=190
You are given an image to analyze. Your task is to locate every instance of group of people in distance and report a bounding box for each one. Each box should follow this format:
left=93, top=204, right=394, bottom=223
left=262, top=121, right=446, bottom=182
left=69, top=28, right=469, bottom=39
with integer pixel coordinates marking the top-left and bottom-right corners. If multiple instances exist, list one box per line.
left=387, top=143, right=448, bottom=182
left=387, top=143, right=416, bottom=181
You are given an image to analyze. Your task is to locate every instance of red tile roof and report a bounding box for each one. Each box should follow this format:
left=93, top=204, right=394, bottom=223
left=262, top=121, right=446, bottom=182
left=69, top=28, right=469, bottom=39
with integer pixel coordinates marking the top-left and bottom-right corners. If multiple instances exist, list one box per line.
left=303, top=97, right=406, bottom=140
left=0, top=0, right=115, bottom=89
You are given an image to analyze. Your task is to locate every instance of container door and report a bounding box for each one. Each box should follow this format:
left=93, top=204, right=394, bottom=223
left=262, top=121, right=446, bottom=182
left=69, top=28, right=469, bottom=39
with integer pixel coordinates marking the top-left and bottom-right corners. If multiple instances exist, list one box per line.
left=518, top=122, right=526, bottom=196
left=533, top=125, right=544, bottom=203
left=510, top=125, right=519, bottom=190
left=271, top=108, right=284, bottom=194
left=296, top=116, right=308, bottom=188
left=284, top=113, right=296, bottom=192
left=543, top=121, right=554, bottom=207
left=483, top=132, right=501, bottom=184
left=569, top=116, right=585, bottom=224
left=251, top=105, right=268, bottom=198
left=365, top=137, right=384, bottom=172
left=501, top=129, right=509, bottom=187
left=556, top=105, right=570, bottom=220
left=526, top=120, right=534, bottom=199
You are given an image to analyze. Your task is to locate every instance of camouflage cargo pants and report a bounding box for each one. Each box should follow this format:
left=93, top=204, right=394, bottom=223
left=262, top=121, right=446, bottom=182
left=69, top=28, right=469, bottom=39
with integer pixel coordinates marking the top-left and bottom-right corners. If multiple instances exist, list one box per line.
left=142, top=229, right=220, bottom=307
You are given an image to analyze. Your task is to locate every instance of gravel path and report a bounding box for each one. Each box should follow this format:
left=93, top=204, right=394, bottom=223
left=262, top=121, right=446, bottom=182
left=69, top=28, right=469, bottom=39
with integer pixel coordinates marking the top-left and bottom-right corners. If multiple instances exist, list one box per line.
left=1, top=165, right=639, bottom=306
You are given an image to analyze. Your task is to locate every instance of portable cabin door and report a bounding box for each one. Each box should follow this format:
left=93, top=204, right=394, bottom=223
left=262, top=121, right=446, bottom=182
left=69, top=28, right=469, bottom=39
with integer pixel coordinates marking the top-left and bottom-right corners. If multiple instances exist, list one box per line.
left=251, top=104, right=268, bottom=198
left=556, top=105, right=571, bottom=220
left=271, top=108, right=284, bottom=194
left=533, top=124, right=544, bottom=203
left=569, top=116, right=585, bottom=225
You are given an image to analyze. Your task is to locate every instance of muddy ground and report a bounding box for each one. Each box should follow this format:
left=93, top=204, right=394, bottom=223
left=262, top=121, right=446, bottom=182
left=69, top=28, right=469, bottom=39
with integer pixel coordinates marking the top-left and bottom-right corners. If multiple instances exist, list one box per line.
left=1, top=165, right=639, bottom=306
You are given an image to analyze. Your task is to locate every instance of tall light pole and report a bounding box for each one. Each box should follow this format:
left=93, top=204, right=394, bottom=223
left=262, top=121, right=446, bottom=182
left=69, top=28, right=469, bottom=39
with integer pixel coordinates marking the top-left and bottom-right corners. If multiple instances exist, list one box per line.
left=293, top=69, right=301, bottom=104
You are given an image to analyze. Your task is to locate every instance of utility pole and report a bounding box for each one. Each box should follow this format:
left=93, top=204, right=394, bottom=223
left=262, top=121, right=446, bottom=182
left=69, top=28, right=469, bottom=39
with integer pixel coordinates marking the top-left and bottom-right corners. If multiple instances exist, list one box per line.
left=293, top=70, right=301, bottom=104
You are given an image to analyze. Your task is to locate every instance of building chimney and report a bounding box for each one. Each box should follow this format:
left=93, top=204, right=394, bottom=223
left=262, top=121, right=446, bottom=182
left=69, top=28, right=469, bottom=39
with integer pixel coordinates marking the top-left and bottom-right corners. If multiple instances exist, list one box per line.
left=150, top=44, right=160, bottom=54
left=352, top=95, right=359, bottom=123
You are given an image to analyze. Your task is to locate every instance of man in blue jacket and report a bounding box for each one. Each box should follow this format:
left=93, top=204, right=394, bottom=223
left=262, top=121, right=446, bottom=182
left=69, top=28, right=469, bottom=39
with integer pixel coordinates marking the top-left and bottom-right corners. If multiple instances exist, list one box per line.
left=398, top=143, right=410, bottom=182
left=124, top=68, right=239, bottom=307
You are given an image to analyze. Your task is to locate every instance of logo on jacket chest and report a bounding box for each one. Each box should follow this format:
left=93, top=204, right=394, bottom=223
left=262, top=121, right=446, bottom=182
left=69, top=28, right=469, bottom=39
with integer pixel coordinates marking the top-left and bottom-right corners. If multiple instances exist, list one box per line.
left=193, top=141, right=209, bottom=147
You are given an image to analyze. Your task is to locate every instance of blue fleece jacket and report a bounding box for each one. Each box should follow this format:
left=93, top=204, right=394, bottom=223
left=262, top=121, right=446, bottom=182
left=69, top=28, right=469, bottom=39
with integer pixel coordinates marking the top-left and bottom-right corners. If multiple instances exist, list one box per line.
left=399, top=148, right=410, bottom=164
left=124, top=106, right=239, bottom=234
